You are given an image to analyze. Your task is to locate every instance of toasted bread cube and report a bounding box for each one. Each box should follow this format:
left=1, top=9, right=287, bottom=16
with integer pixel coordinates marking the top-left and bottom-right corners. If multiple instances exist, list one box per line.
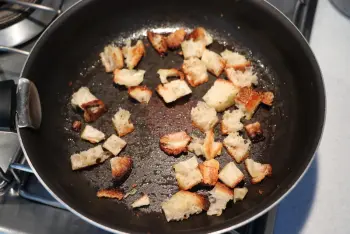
left=191, top=101, right=218, bottom=132
left=97, top=188, right=124, bottom=200
left=166, top=28, right=186, bottom=49
left=220, top=49, right=250, bottom=70
left=110, top=156, right=133, bottom=180
left=181, top=39, right=206, bottom=59
left=113, top=69, right=145, bottom=87
left=132, top=194, right=150, bottom=208
left=203, top=79, right=239, bottom=112
left=112, top=108, right=134, bottom=137
left=81, top=125, right=105, bottom=143
left=102, top=134, right=126, bottom=156
left=160, top=131, right=191, bottom=155
left=70, top=145, right=110, bottom=170
left=128, top=86, right=152, bottom=104
left=122, top=40, right=145, bottom=69
left=161, top=191, right=208, bottom=222
left=81, top=99, right=107, bottom=123
left=221, top=109, right=245, bottom=135
left=245, top=122, right=265, bottom=143
left=218, top=162, right=244, bottom=188
left=201, top=49, right=226, bottom=77
left=199, top=159, right=220, bottom=186
left=203, top=130, right=223, bottom=160
left=235, top=87, right=262, bottom=120
left=188, top=136, right=204, bottom=156
left=187, top=27, right=213, bottom=46
left=157, top=68, right=184, bottom=84
left=207, top=182, right=233, bottom=216
left=245, top=158, right=272, bottom=184
left=261, top=91, right=274, bottom=106
left=225, top=67, right=258, bottom=88
left=147, top=31, right=168, bottom=55
left=182, top=57, right=209, bottom=87
left=223, top=132, right=250, bottom=163
left=173, top=156, right=203, bottom=190
left=71, top=87, right=98, bottom=109
left=233, top=187, right=248, bottom=203
left=100, top=45, right=124, bottom=72
left=156, top=79, right=192, bottom=103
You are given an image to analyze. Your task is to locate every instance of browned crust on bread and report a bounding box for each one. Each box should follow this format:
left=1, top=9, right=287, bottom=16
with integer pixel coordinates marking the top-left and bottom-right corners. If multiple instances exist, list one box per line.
left=97, top=188, right=124, bottom=200
left=261, top=91, right=274, bottom=106
left=215, top=182, right=234, bottom=196
left=235, top=87, right=262, bottom=119
left=226, top=61, right=251, bottom=71
left=245, top=159, right=272, bottom=184
left=191, top=121, right=207, bottom=133
left=159, top=131, right=191, bottom=155
left=110, top=156, right=133, bottom=180
left=203, top=130, right=222, bottom=160
left=224, top=144, right=249, bottom=163
left=128, top=86, right=152, bottom=103
left=147, top=31, right=168, bottom=55
left=187, top=27, right=206, bottom=42
left=182, top=59, right=209, bottom=87
left=199, top=159, right=219, bottom=186
left=118, top=125, right=135, bottom=137
left=220, top=121, right=229, bottom=135
left=185, top=75, right=209, bottom=87
left=166, top=28, right=186, bottom=49
left=72, top=120, right=82, bottom=132
left=245, top=122, right=265, bottom=143
left=81, top=99, right=107, bottom=122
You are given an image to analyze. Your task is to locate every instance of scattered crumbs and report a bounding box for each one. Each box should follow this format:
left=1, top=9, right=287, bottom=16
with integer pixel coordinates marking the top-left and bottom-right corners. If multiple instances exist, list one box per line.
left=258, top=189, right=264, bottom=195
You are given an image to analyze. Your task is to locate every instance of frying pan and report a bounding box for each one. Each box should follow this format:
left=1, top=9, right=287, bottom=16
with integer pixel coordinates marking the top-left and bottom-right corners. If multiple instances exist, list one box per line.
left=0, top=0, right=325, bottom=233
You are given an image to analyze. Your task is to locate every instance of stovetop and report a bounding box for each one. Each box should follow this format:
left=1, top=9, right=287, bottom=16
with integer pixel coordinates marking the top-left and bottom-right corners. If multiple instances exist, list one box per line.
left=0, top=0, right=318, bottom=233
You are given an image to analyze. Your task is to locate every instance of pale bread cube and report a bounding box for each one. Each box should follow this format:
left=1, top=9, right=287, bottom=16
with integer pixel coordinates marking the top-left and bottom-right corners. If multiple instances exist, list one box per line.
left=201, top=49, right=226, bottom=76
left=245, top=158, right=272, bottom=184
left=81, top=125, right=105, bottom=144
left=102, top=134, right=126, bottom=156
left=181, top=39, right=206, bottom=59
left=191, top=101, right=218, bottom=132
left=207, top=182, right=233, bottom=216
left=173, top=156, right=203, bottom=190
left=182, top=57, right=208, bottom=87
left=188, top=136, right=204, bottom=156
left=233, top=187, right=248, bottom=203
left=223, top=132, right=250, bottom=163
left=156, top=79, right=192, bottom=103
left=225, top=67, right=258, bottom=88
left=218, top=162, right=244, bottom=188
left=71, top=87, right=98, bottom=109
left=100, top=45, right=124, bottom=72
left=122, top=40, right=145, bottom=69
left=128, top=86, right=152, bottom=104
left=160, top=131, right=191, bottom=155
left=113, top=69, right=145, bottom=87
left=112, top=108, right=134, bottom=137
left=132, top=194, right=150, bottom=208
left=70, top=145, right=110, bottom=170
left=221, top=109, right=245, bottom=135
left=157, top=68, right=184, bottom=84
left=220, top=49, right=250, bottom=70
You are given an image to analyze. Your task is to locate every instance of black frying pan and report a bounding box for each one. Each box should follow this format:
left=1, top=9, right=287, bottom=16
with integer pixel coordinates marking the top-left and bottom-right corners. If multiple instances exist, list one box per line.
left=0, top=0, right=325, bottom=233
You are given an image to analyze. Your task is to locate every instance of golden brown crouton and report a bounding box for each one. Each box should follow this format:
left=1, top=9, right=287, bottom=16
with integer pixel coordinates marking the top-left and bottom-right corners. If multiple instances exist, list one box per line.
left=97, top=188, right=124, bottom=200
left=161, top=191, right=208, bottom=222
left=223, top=132, right=251, bottom=163
left=81, top=99, right=107, bottom=123
left=173, top=156, right=203, bottom=190
left=112, top=108, right=135, bottom=137
left=221, top=109, right=245, bottom=135
left=157, top=68, right=184, bottom=84
left=245, top=158, right=272, bottom=184
left=100, top=45, right=124, bottom=72
left=218, top=162, right=244, bottom=188
left=182, top=57, right=209, bottom=87
left=110, top=156, right=133, bottom=180
left=199, top=159, right=220, bottom=186
left=207, top=182, right=233, bottom=216
left=201, top=49, right=226, bottom=77
left=203, top=130, right=223, bottom=160
left=122, top=40, right=145, bottom=69
left=147, top=31, right=168, bottom=55
left=156, top=79, right=192, bottom=103
left=191, top=101, right=218, bottom=132
left=261, top=91, right=274, bottom=106
left=235, top=87, right=262, bottom=120
left=187, top=27, right=213, bottom=46
left=72, top=120, right=82, bottom=132
left=245, top=122, right=265, bottom=143
left=128, top=86, right=152, bottom=104
left=160, top=131, right=191, bottom=155
left=166, top=28, right=187, bottom=49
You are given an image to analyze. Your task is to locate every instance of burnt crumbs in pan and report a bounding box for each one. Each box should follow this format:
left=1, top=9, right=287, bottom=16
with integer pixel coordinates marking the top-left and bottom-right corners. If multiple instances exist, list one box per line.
left=64, top=26, right=279, bottom=221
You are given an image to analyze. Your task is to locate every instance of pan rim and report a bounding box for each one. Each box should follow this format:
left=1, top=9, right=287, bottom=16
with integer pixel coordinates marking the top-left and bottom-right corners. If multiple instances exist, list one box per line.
left=18, top=0, right=326, bottom=233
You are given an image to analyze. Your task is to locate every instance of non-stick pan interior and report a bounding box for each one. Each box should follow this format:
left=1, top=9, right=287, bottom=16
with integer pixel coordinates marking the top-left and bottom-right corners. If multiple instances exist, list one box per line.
left=19, top=0, right=325, bottom=233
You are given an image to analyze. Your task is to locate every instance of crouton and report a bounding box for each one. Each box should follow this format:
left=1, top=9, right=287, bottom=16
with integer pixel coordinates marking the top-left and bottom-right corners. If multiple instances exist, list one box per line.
left=97, top=188, right=124, bottom=200
left=70, top=145, right=111, bottom=170
left=203, top=130, right=223, bottom=160
left=72, top=120, right=82, bottom=132
left=166, top=28, right=186, bottom=49
left=157, top=68, right=184, bottom=84
left=161, top=191, right=208, bottom=222
left=122, top=40, right=145, bottom=69
left=100, top=45, right=124, bottom=72
left=188, top=136, right=204, bottom=156
left=207, top=182, right=233, bottom=216
left=81, top=99, right=107, bottom=123
left=245, top=158, right=272, bottom=184
left=201, top=49, right=226, bottom=77
left=81, top=125, right=105, bottom=143
left=173, top=156, right=203, bottom=190
left=156, top=79, right=192, bottom=103
left=199, top=159, right=220, bottom=186
left=182, top=57, right=209, bottom=87
left=160, top=131, right=191, bottom=155
left=235, top=87, right=262, bottom=120
left=221, top=109, right=245, bottom=135
left=147, top=31, right=168, bottom=55
left=113, top=69, right=145, bottom=87
left=203, top=79, right=239, bottom=112
left=223, top=132, right=250, bottom=163
left=245, top=122, right=265, bottom=143
left=112, top=108, right=134, bottom=137
left=102, top=134, right=126, bottom=156
left=218, top=162, right=244, bottom=188
left=261, top=91, right=274, bottom=106
left=225, top=67, right=258, bottom=88
left=220, top=49, right=250, bottom=70
left=191, top=101, right=218, bottom=132
left=110, top=156, right=133, bottom=180
left=233, top=187, right=248, bottom=203
left=128, top=86, right=152, bottom=104
left=187, top=27, right=213, bottom=46
left=132, top=194, right=150, bottom=208
left=71, top=87, right=98, bottom=109
left=181, top=39, right=206, bottom=59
